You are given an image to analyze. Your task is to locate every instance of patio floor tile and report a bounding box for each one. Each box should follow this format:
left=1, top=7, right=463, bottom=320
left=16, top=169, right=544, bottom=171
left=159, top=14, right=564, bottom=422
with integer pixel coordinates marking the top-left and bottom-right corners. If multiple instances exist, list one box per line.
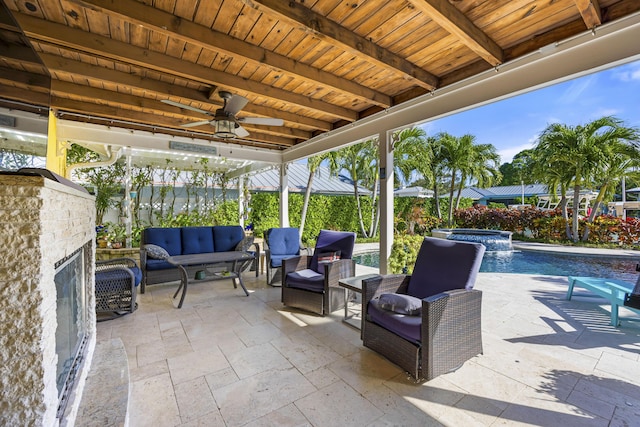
left=96, top=261, right=640, bottom=426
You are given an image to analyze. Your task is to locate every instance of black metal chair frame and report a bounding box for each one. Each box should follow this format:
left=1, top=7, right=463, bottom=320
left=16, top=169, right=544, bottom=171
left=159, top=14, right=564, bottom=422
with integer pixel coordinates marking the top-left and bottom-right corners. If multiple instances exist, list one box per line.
left=95, top=257, right=139, bottom=321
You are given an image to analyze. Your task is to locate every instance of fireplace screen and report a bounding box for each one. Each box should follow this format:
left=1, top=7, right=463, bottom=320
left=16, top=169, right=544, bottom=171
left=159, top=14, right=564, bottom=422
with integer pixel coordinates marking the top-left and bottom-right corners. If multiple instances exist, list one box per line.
left=54, top=246, right=88, bottom=416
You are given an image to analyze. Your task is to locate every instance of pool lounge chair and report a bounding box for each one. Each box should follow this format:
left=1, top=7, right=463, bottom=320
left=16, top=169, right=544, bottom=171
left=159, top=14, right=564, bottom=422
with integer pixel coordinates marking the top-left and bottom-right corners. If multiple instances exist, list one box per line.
left=566, top=276, right=640, bottom=326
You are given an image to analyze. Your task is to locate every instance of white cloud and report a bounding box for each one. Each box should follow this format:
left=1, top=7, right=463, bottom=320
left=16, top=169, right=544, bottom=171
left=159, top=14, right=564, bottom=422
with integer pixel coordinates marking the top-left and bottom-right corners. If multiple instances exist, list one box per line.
left=612, top=62, right=640, bottom=82
left=499, top=141, right=536, bottom=164
left=592, top=108, right=621, bottom=118
left=560, top=75, right=596, bottom=104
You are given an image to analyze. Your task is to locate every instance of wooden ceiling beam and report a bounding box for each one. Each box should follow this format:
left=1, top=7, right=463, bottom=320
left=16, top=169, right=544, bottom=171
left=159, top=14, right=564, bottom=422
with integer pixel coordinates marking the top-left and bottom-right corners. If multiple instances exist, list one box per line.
left=39, top=53, right=330, bottom=131
left=410, top=0, right=503, bottom=66
left=70, top=0, right=392, bottom=108
left=13, top=13, right=357, bottom=121
left=242, top=0, right=439, bottom=90
left=574, top=0, right=602, bottom=29
left=50, top=80, right=308, bottom=140
left=0, top=66, right=49, bottom=91
left=51, top=97, right=296, bottom=148
left=0, top=83, right=50, bottom=106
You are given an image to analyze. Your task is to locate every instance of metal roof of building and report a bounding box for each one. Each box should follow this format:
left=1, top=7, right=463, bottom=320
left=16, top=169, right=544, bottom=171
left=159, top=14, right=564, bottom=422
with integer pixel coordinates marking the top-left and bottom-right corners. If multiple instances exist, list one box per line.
left=248, top=163, right=368, bottom=196
left=457, top=184, right=550, bottom=200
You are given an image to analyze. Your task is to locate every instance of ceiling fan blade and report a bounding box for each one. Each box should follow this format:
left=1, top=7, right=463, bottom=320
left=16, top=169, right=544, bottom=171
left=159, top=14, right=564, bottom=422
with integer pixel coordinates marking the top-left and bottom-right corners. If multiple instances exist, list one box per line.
left=235, top=125, right=250, bottom=138
left=181, top=120, right=212, bottom=128
left=238, top=117, right=284, bottom=126
left=224, top=94, right=249, bottom=115
left=162, top=99, right=211, bottom=115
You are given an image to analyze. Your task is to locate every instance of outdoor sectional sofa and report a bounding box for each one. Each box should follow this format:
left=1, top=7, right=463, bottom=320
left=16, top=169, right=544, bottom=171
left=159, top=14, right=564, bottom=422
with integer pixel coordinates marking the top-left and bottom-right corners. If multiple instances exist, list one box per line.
left=139, top=225, right=258, bottom=293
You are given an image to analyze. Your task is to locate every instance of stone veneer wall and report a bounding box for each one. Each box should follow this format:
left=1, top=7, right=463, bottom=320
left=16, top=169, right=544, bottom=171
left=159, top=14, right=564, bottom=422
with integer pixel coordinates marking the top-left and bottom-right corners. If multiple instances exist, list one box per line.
left=0, top=174, right=97, bottom=427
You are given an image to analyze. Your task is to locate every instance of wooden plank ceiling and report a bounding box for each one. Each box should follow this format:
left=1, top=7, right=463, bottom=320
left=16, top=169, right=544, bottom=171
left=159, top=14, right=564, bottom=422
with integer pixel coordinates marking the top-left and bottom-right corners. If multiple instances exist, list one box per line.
left=1, top=0, right=639, bottom=152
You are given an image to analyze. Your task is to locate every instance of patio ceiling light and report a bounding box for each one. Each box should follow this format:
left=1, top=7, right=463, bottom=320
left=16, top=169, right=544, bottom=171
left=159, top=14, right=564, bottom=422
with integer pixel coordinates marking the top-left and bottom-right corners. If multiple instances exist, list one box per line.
left=214, top=119, right=236, bottom=139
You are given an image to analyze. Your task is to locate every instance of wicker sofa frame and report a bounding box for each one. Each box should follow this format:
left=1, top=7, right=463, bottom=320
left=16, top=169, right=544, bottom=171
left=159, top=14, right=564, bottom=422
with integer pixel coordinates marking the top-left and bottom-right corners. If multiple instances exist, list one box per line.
left=362, top=274, right=483, bottom=382
left=139, top=226, right=259, bottom=293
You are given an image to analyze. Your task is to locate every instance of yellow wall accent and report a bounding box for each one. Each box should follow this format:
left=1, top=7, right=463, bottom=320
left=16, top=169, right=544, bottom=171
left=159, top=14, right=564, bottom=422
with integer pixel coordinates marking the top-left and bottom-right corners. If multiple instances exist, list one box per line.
left=45, top=110, right=67, bottom=177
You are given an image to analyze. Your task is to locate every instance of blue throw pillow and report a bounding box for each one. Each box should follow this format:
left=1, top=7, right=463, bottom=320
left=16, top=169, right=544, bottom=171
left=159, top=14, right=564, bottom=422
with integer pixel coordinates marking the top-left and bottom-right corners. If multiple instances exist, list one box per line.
left=144, top=244, right=170, bottom=260
left=378, top=293, right=422, bottom=316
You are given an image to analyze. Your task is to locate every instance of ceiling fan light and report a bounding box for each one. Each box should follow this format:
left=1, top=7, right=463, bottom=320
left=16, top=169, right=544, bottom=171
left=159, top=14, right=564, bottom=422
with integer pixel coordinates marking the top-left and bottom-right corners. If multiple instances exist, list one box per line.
left=214, top=119, right=236, bottom=138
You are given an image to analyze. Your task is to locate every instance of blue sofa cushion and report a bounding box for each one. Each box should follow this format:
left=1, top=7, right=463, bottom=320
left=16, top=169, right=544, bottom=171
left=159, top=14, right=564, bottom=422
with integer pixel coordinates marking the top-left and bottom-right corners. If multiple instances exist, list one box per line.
left=379, top=293, right=422, bottom=316
left=143, top=227, right=182, bottom=256
left=368, top=299, right=422, bottom=344
left=144, top=259, right=173, bottom=271
left=407, top=237, right=485, bottom=299
left=309, top=230, right=355, bottom=273
left=181, top=227, right=215, bottom=254
left=213, top=225, right=244, bottom=252
left=286, top=269, right=324, bottom=292
left=267, top=228, right=300, bottom=257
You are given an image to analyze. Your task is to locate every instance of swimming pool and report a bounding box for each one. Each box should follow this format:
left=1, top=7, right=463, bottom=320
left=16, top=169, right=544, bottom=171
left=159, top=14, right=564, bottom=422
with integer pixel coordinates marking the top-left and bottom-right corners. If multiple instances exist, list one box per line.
left=352, top=250, right=640, bottom=282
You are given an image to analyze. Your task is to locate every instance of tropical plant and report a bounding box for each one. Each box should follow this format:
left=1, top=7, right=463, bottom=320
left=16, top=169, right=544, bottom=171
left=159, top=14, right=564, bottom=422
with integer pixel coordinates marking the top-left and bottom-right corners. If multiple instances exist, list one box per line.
left=334, top=139, right=379, bottom=238
left=300, top=151, right=338, bottom=241
left=534, top=116, right=640, bottom=242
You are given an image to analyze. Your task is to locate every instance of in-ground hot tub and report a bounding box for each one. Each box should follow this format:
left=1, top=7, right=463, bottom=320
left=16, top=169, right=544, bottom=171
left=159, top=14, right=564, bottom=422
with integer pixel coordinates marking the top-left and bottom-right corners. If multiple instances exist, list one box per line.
left=431, top=228, right=513, bottom=252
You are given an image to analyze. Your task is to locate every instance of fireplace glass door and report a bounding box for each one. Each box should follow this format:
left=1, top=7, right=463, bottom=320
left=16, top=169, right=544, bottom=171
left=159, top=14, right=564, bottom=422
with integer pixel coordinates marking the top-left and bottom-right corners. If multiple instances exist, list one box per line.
left=54, top=247, right=87, bottom=410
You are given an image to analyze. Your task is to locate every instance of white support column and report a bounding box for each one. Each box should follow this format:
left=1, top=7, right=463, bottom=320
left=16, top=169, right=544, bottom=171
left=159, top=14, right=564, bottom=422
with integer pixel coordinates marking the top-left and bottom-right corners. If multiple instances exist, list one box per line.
left=279, top=163, right=290, bottom=227
left=379, top=131, right=394, bottom=275
left=238, top=177, right=245, bottom=228
left=124, top=148, right=133, bottom=248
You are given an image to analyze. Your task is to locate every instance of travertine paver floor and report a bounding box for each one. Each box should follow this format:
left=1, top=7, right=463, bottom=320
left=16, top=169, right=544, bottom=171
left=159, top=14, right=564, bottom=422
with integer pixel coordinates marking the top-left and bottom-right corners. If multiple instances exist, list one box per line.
left=96, top=264, right=640, bottom=426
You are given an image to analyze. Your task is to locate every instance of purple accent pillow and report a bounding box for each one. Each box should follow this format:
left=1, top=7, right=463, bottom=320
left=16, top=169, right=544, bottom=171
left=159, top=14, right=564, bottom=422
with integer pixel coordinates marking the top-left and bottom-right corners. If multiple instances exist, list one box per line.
left=379, top=293, right=422, bottom=316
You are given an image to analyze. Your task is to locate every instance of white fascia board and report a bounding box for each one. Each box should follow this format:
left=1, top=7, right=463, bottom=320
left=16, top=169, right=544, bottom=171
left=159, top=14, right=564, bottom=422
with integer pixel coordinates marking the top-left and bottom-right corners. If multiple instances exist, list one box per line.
left=282, top=11, right=640, bottom=163
left=56, top=119, right=283, bottom=165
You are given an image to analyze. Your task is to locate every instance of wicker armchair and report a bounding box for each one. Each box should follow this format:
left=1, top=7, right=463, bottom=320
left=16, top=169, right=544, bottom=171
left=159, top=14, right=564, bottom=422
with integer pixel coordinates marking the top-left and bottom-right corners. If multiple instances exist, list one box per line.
left=265, top=227, right=309, bottom=286
left=95, top=257, right=141, bottom=321
left=362, top=237, right=485, bottom=382
left=282, top=229, right=356, bottom=316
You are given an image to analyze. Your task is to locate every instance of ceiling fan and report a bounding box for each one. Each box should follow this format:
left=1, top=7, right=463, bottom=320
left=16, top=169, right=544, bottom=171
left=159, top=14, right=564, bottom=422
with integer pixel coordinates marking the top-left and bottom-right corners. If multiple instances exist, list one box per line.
left=162, top=91, right=283, bottom=138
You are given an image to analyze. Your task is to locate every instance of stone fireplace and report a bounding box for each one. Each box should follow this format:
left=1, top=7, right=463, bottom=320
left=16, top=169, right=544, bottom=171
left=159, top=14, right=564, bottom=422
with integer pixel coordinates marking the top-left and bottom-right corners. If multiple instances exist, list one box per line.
left=0, top=171, right=96, bottom=426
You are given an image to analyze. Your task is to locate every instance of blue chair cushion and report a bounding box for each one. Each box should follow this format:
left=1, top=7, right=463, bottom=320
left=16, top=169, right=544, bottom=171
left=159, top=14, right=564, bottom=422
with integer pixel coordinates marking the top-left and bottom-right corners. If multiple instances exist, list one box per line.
left=310, top=230, right=356, bottom=273
left=379, top=293, right=422, bottom=315
left=267, top=228, right=300, bottom=256
left=286, top=269, right=324, bottom=292
left=181, top=227, right=215, bottom=254
left=407, top=237, right=485, bottom=299
left=269, top=254, right=295, bottom=268
left=213, top=225, right=244, bottom=252
left=96, top=266, right=142, bottom=287
left=143, top=227, right=182, bottom=256
left=130, top=266, right=142, bottom=286
left=368, top=299, right=422, bottom=344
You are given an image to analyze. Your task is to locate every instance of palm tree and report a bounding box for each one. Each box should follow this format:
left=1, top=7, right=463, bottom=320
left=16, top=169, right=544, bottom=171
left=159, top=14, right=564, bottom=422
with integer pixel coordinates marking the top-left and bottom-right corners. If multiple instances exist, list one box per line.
left=582, top=141, right=640, bottom=240
left=535, top=116, right=640, bottom=242
left=454, top=139, right=501, bottom=210
left=335, top=139, right=379, bottom=238
left=300, top=152, right=338, bottom=241
left=393, top=127, right=428, bottom=186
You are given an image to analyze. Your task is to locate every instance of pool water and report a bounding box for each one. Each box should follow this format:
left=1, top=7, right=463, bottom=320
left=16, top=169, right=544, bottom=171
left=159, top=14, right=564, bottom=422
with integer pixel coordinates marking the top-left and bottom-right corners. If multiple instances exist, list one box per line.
left=352, top=250, right=640, bottom=282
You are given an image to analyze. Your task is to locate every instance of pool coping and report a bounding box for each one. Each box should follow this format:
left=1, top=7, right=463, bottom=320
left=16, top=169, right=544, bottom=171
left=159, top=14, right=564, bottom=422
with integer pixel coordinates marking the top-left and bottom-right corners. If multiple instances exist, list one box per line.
left=353, top=241, right=640, bottom=260
left=512, top=241, right=640, bottom=259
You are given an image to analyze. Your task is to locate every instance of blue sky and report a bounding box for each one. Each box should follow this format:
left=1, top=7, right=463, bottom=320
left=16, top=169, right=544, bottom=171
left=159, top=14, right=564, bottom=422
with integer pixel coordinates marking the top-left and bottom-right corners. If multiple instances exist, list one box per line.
left=420, top=59, right=640, bottom=164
